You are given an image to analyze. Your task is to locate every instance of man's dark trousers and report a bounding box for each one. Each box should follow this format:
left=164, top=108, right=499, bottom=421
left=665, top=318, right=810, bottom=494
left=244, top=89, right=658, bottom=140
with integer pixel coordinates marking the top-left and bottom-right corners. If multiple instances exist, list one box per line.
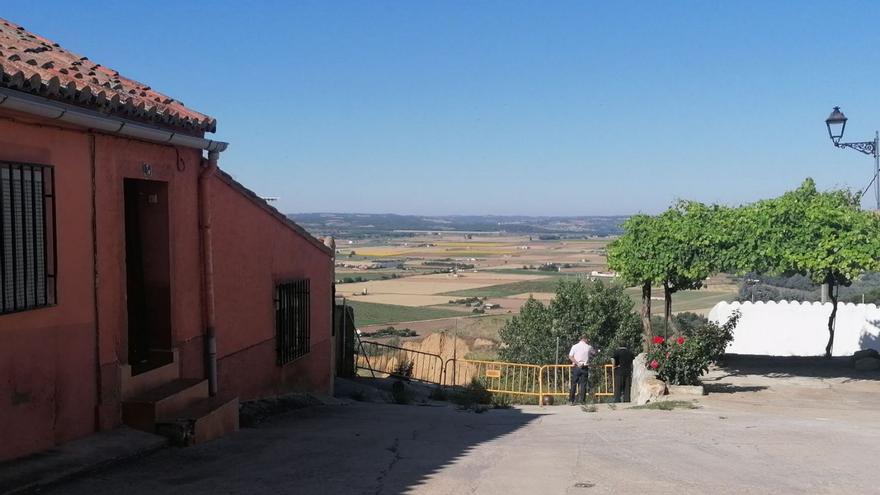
left=569, top=365, right=589, bottom=403
left=614, top=368, right=632, bottom=402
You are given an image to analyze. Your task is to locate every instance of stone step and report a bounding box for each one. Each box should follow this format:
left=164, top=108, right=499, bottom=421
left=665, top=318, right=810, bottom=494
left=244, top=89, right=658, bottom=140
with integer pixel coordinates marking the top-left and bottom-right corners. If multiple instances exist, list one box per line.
left=156, top=396, right=239, bottom=445
left=122, top=379, right=209, bottom=433
left=120, top=352, right=180, bottom=400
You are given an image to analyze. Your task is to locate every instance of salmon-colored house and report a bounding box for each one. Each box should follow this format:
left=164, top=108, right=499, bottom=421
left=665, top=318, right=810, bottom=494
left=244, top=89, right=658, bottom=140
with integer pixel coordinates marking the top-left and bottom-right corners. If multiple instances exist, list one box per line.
left=0, top=18, right=335, bottom=461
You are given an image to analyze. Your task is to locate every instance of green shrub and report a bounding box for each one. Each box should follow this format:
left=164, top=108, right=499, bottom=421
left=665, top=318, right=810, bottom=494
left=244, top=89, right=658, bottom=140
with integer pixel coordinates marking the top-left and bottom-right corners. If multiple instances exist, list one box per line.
left=350, top=389, right=366, bottom=401
left=645, top=312, right=739, bottom=385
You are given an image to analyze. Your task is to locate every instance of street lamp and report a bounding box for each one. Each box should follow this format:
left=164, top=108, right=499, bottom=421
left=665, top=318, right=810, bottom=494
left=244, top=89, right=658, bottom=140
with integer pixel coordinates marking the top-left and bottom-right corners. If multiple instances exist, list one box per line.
left=824, top=106, right=880, bottom=210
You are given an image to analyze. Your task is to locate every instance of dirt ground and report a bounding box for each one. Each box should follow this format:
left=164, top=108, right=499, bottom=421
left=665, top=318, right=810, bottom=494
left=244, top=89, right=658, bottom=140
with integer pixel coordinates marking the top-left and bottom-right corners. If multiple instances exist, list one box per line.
left=47, top=355, right=880, bottom=495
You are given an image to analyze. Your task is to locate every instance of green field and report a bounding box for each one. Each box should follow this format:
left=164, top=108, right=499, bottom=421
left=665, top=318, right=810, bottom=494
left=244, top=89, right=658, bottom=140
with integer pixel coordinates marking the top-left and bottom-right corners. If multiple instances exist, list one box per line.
left=483, top=268, right=589, bottom=277
left=345, top=301, right=464, bottom=326
left=623, top=288, right=734, bottom=313
left=335, top=271, right=403, bottom=283
left=442, top=278, right=569, bottom=297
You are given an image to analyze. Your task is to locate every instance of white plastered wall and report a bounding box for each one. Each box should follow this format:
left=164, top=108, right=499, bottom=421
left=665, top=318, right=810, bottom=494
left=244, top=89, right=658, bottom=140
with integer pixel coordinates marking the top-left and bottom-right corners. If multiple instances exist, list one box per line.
left=708, top=301, right=880, bottom=357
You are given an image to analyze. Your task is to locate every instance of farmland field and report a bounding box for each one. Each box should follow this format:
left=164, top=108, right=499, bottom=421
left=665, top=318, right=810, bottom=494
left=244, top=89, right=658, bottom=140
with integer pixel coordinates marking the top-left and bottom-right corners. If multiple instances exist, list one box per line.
left=442, top=277, right=575, bottom=298
left=344, top=300, right=464, bottom=326
left=335, top=234, right=738, bottom=356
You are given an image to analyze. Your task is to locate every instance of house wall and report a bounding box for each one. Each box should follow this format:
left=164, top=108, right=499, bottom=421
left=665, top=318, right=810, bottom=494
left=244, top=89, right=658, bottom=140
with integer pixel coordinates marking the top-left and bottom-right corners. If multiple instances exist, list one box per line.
left=0, top=116, right=98, bottom=462
left=91, top=134, right=205, bottom=427
left=209, top=176, right=334, bottom=399
left=0, top=111, right=333, bottom=462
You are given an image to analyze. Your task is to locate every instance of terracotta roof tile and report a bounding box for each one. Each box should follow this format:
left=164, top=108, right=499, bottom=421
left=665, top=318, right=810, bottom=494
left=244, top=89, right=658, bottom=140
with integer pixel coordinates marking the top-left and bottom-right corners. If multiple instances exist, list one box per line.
left=0, top=18, right=216, bottom=135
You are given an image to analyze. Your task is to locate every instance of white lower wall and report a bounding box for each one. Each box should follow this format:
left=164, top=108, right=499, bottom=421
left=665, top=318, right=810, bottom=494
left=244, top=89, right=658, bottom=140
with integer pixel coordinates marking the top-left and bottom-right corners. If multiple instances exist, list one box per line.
left=708, top=301, right=880, bottom=357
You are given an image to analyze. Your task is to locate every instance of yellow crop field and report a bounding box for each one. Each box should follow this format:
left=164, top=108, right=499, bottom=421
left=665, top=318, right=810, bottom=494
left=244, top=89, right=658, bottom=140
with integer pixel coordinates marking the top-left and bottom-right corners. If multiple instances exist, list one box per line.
left=353, top=248, right=410, bottom=257
left=431, top=241, right=513, bottom=248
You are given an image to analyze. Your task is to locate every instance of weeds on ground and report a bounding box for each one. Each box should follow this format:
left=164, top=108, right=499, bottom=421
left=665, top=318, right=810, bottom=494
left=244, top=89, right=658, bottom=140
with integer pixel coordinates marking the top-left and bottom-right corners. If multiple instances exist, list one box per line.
left=607, top=403, right=617, bottom=410
left=390, top=380, right=411, bottom=405
left=450, top=378, right=493, bottom=411
left=428, top=387, right=448, bottom=401
left=629, top=400, right=699, bottom=411
left=350, top=389, right=367, bottom=402
left=581, top=404, right=598, bottom=413
left=393, top=361, right=414, bottom=380
left=491, top=393, right=512, bottom=409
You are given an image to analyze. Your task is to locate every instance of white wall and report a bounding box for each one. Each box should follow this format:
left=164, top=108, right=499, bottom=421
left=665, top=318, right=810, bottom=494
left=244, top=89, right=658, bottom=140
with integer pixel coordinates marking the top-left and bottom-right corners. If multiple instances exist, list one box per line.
left=708, top=301, right=880, bottom=357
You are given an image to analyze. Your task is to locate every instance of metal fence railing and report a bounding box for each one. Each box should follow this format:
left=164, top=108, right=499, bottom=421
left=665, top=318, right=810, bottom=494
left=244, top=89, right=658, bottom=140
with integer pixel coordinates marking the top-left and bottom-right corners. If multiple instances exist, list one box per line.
left=354, top=339, right=617, bottom=403
left=540, top=363, right=616, bottom=399
left=356, top=340, right=445, bottom=384
left=444, top=359, right=542, bottom=397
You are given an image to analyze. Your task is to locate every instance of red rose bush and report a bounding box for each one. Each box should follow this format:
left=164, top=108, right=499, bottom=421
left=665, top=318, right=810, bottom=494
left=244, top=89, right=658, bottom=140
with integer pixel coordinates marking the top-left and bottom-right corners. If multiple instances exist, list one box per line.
left=645, top=312, right=740, bottom=385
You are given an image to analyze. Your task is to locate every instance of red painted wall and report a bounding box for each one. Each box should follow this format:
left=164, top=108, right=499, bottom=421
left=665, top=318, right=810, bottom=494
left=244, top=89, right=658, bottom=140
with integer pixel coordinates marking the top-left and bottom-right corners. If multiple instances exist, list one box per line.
left=210, top=175, right=334, bottom=399
left=0, top=116, right=97, bottom=462
left=0, top=111, right=333, bottom=462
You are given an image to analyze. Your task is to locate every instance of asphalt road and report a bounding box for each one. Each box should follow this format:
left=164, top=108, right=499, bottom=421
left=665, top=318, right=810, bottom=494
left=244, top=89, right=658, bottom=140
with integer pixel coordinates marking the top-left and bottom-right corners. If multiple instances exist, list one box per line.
left=50, top=359, right=880, bottom=495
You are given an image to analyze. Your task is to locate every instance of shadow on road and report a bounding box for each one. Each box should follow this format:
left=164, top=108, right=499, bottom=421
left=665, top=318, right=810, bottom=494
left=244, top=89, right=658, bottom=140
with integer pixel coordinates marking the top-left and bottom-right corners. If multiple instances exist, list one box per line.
left=717, top=354, right=880, bottom=381
left=45, top=383, right=541, bottom=495
left=703, top=383, right=768, bottom=394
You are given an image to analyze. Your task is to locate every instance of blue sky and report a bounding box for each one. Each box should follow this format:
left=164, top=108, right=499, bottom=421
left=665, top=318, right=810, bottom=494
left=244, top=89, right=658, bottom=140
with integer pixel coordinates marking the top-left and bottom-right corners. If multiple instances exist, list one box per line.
left=7, top=1, right=880, bottom=215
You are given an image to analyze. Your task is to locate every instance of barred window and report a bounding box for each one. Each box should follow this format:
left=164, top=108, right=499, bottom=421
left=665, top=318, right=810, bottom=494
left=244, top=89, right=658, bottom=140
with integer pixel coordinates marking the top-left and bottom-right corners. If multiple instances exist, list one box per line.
left=1, top=162, right=56, bottom=314
left=275, top=279, right=310, bottom=364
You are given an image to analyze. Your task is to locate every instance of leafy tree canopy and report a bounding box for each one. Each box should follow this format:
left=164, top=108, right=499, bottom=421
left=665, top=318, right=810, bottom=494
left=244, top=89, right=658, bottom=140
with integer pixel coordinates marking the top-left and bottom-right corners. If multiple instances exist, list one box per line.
left=498, top=279, right=641, bottom=365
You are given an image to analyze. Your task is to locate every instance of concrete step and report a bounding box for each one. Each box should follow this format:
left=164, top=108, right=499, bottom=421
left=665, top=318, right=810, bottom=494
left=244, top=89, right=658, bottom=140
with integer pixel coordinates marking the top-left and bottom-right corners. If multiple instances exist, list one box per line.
left=156, top=396, right=239, bottom=446
left=122, top=379, right=209, bottom=433
left=120, top=350, right=180, bottom=400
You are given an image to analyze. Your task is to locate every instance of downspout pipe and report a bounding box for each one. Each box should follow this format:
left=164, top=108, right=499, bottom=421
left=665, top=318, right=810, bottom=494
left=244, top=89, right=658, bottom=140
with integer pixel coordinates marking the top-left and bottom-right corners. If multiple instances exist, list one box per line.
left=200, top=150, right=220, bottom=396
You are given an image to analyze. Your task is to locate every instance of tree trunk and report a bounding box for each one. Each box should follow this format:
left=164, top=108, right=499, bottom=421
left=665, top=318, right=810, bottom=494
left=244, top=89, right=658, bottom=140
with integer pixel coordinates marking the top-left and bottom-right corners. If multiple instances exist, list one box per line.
left=825, top=281, right=838, bottom=359
left=641, top=281, right=653, bottom=352
left=663, top=281, right=674, bottom=339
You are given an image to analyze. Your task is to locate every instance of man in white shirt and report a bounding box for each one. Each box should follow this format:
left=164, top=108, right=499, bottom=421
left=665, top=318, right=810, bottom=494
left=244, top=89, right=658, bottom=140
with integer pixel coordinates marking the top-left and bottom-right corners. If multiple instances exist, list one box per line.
left=568, top=335, right=596, bottom=404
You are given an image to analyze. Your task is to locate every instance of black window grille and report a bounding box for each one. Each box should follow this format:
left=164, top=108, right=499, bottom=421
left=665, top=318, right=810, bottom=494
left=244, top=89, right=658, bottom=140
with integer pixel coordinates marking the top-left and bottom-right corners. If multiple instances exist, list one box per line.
left=276, top=279, right=310, bottom=365
left=1, top=162, right=56, bottom=315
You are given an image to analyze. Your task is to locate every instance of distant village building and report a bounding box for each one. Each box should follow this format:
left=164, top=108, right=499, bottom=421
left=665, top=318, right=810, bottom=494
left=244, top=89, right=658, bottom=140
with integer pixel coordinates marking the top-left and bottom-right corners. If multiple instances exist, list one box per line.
left=591, top=270, right=617, bottom=278
left=369, top=259, right=404, bottom=269
left=0, top=19, right=334, bottom=462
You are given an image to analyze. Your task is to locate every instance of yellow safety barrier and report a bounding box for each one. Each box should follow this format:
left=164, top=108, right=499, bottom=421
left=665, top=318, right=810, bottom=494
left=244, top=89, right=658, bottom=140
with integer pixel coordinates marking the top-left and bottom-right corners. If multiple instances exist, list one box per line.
left=540, top=364, right=616, bottom=399
left=354, top=345, right=617, bottom=405
left=594, top=364, right=616, bottom=397
left=445, top=359, right=542, bottom=397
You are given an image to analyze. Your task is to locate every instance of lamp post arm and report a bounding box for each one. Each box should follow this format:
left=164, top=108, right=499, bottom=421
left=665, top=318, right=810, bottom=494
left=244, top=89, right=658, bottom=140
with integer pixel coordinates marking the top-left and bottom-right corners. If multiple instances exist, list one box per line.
left=835, top=141, right=877, bottom=156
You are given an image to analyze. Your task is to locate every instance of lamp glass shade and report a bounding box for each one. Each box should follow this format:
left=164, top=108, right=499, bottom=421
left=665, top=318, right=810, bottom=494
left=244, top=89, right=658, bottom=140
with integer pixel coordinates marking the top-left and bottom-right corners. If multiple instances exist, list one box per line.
left=825, top=106, right=848, bottom=144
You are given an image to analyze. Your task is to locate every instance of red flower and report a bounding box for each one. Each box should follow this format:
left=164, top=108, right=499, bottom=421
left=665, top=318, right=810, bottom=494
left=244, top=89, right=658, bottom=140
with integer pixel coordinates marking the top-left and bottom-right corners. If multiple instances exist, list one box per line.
left=653, top=336, right=665, bottom=344
left=677, top=336, right=686, bottom=345
left=649, top=359, right=659, bottom=370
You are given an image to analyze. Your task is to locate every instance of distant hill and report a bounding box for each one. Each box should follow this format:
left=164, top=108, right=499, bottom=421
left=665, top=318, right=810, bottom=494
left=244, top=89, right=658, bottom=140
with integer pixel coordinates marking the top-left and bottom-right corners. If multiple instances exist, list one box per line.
left=287, top=212, right=626, bottom=238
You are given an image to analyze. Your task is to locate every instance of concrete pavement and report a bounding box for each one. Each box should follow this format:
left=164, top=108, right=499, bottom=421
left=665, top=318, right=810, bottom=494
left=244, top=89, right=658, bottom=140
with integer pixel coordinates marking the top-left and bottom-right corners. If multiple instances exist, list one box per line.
left=44, top=359, right=880, bottom=494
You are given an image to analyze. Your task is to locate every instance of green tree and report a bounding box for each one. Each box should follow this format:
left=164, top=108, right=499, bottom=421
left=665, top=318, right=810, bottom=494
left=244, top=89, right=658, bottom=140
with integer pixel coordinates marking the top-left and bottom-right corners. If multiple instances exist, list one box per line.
left=740, top=179, right=880, bottom=357
left=652, top=202, right=723, bottom=338
left=607, top=214, right=663, bottom=350
left=499, top=279, right=641, bottom=365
